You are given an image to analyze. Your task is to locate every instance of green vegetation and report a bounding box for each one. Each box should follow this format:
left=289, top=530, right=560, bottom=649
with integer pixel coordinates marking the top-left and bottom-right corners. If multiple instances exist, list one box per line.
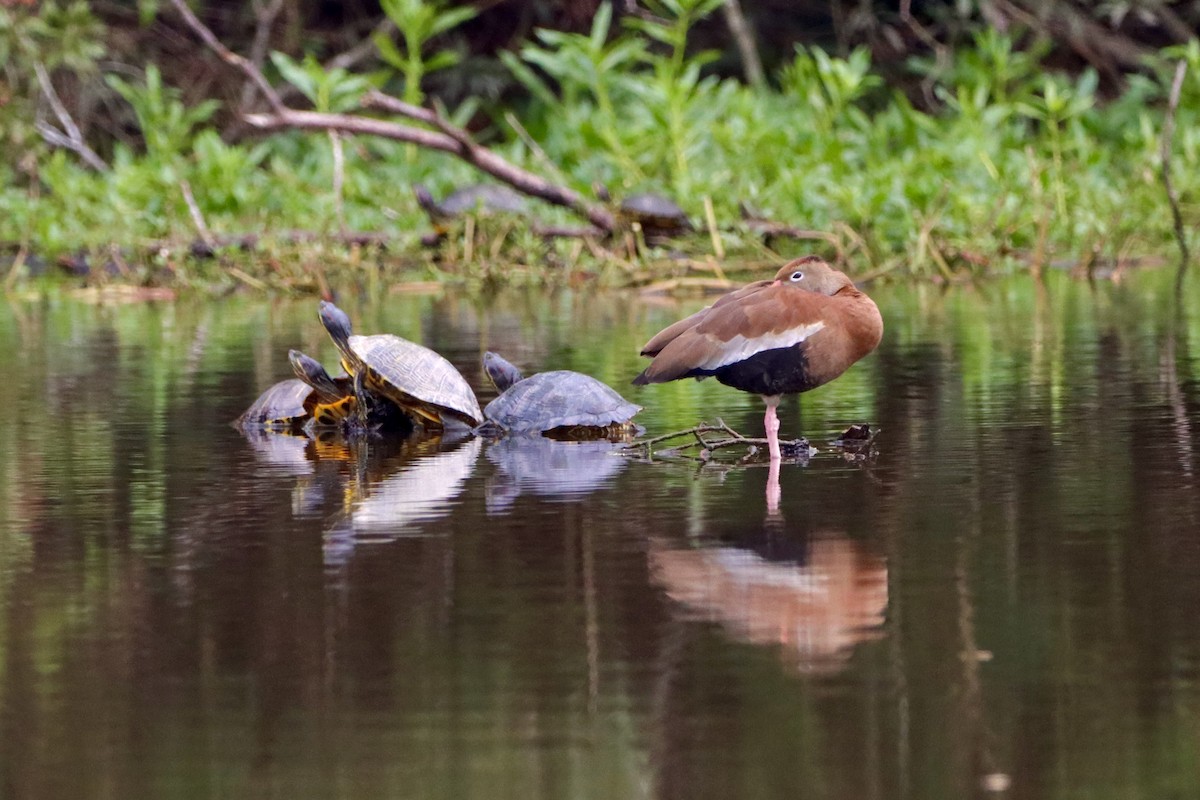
left=1, top=1, right=1198, bottom=288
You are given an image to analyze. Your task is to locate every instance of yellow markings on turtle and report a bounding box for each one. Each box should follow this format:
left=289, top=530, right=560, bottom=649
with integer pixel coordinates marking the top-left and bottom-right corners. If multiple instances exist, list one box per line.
left=310, top=394, right=357, bottom=427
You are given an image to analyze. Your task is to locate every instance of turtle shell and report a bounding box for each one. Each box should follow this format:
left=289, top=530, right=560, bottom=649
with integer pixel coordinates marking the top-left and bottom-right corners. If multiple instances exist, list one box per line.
left=350, top=333, right=483, bottom=427
left=484, top=370, right=641, bottom=434
left=439, top=184, right=527, bottom=216
left=415, top=184, right=527, bottom=223
left=236, top=378, right=313, bottom=430
left=619, top=193, right=691, bottom=229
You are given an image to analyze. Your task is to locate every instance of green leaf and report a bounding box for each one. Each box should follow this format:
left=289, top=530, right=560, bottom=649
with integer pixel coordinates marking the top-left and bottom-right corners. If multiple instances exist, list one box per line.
left=428, top=5, right=478, bottom=38
left=374, top=31, right=407, bottom=71
left=270, top=51, right=318, bottom=104
left=424, top=50, right=461, bottom=74
left=589, top=3, right=613, bottom=53
left=499, top=50, right=560, bottom=108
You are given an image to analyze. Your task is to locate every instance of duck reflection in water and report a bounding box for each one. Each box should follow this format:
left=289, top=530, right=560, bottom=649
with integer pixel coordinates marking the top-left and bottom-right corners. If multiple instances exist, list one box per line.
left=484, top=436, right=628, bottom=514
left=648, top=531, right=888, bottom=673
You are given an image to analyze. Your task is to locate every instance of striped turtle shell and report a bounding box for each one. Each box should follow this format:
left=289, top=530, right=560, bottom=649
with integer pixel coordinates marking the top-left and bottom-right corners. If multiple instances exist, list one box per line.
left=320, top=301, right=482, bottom=429
left=483, top=352, right=641, bottom=434
left=349, top=333, right=482, bottom=427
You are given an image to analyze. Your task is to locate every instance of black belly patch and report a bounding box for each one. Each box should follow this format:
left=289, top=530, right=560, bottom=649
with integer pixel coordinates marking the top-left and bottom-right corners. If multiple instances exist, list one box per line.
left=686, top=344, right=818, bottom=396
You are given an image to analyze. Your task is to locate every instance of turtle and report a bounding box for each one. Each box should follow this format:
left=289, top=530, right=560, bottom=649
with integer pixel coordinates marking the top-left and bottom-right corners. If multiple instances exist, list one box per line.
left=319, top=300, right=483, bottom=431
left=236, top=378, right=316, bottom=432
left=480, top=351, right=642, bottom=438
left=286, top=349, right=365, bottom=431
left=414, top=183, right=528, bottom=223
left=615, top=192, right=693, bottom=243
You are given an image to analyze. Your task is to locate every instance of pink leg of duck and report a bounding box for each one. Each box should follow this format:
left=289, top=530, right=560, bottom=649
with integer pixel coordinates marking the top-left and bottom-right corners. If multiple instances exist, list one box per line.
left=763, top=395, right=782, bottom=463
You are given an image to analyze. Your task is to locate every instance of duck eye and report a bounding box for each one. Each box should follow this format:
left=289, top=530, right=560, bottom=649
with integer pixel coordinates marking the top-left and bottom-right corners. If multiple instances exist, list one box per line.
left=789, top=270, right=804, bottom=282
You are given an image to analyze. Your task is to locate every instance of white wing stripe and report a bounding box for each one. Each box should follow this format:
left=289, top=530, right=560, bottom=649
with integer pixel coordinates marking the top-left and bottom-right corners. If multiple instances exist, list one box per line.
left=698, top=321, right=825, bottom=370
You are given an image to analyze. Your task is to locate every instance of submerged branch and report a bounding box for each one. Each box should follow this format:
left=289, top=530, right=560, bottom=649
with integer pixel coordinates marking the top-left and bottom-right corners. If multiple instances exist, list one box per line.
left=625, top=420, right=814, bottom=462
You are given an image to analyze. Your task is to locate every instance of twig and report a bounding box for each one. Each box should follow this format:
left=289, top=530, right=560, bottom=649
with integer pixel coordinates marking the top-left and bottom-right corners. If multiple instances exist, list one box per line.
left=721, top=0, right=764, bottom=88
left=364, top=90, right=442, bottom=126
left=226, top=266, right=269, bottom=290
left=179, top=179, right=214, bottom=248
left=374, top=94, right=622, bottom=231
left=505, top=111, right=568, bottom=184
left=239, top=0, right=286, bottom=112
left=635, top=276, right=736, bottom=294
left=33, top=63, right=107, bottom=171
left=530, top=223, right=606, bottom=239
left=330, top=130, right=347, bottom=235
left=167, top=0, right=617, bottom=233
left=625, top=419, right=812, bottom=462
left=994, top=0, right=1147, bottom=82
left=900, top=0, right=950, bottom=106
left=166, top=0, right=284, bottom=112
left=703, top=195, right=724, bottom=259
left=4, top=245, right=29, bottom=290
left=628, top=421, right=745, bottom=450
left=1161, top=58, right=1189, bottom=272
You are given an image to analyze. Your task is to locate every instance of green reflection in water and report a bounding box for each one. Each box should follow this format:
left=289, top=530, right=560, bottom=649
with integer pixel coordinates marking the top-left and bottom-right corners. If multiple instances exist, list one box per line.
left=0, top=267, right=1197, bottom=799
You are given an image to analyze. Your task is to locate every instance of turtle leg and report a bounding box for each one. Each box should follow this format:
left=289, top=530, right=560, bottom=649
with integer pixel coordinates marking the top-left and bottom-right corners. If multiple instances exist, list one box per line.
left=353, top=370, right=371, bottom=432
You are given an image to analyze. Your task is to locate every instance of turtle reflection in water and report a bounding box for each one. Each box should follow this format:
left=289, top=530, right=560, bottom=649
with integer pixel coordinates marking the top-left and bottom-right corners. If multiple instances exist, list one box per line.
left=485, top=436, right=628, bottom=514
left=479, top=351, right=641, bottom=440
left=319, top=301, right=482, bottom=434
left=324, top=436, right=483, bottom=566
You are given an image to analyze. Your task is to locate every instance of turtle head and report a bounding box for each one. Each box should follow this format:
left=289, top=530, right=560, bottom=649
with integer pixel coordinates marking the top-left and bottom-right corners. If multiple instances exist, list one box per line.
left=288, top=349, right=342, bottom=402
left=413, top=184, right=438, bottom=216
left=319, top=300, right=355, bottom=350
left=484, top=351, right=524, bottom=392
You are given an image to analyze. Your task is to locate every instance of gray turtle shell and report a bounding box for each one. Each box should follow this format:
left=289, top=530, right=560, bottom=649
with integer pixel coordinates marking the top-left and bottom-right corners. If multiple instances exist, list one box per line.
left=619, top=193, right=689, bottom=225
left=350, top=333, right=483, bottom=426
left=484, top=370, right=641, bottom=433
left=237, top=378, right=312, bottom=429
left=439, top=185, right=528, bottom=216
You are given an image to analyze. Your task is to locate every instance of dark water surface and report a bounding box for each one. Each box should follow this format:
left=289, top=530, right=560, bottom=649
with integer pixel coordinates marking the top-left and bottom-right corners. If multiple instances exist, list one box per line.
left=2, top=270, right=1199, bottom=799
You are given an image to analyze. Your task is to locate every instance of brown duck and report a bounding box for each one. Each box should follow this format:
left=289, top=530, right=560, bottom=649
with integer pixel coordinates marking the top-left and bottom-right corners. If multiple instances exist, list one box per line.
left=633, top=256, right=883, bottom=462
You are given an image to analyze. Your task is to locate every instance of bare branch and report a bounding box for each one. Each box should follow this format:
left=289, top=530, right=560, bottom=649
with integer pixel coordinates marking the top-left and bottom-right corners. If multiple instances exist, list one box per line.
left=363, top=90, right=441, bottom=126
left=329, top=18, right=396, bottom=71
left=239, top=0, right=286, bottom=112
left=34, top=63, right=107, bottom=171
left=165, top=0, right=285, bottom=112
left=167, top=1, right=616, bottom=233
left=721, top=0, right=764, bottom=87
left=244, top=107, right=459, bottom=148
left=179, top=179, right=214, bottom=247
